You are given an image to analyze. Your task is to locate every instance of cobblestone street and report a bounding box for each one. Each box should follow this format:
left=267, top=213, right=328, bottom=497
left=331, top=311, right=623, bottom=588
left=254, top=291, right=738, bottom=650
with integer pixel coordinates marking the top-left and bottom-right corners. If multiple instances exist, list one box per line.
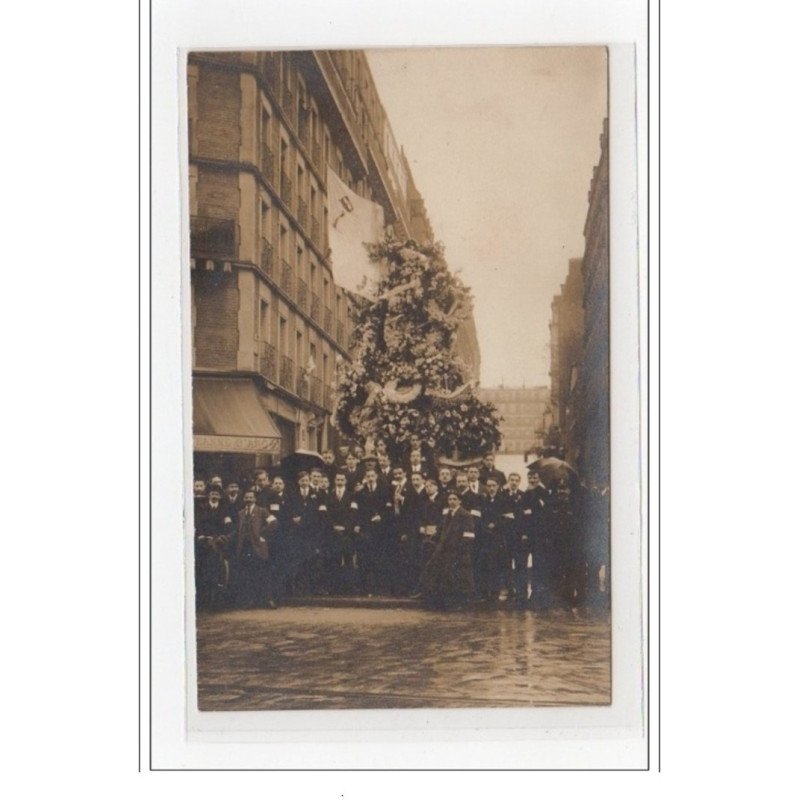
left=196, top=605, right=610, bottom=710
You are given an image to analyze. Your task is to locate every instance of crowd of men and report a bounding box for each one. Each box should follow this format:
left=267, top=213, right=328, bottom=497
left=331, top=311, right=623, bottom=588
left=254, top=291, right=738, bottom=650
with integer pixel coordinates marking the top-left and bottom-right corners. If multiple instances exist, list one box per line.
left=193, top=439, right=610, bottom=613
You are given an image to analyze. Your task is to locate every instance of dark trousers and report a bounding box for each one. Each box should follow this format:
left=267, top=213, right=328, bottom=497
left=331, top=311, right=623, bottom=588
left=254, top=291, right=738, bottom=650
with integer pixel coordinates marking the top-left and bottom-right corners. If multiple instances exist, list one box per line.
left=476, top=533, right=505, bottom=599
left=232, top=551, right=268, bottom=608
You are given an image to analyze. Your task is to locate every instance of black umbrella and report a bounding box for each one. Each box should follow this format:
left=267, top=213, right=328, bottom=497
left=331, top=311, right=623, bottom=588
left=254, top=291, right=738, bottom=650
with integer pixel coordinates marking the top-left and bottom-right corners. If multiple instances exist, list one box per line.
left=278, top=449, right=325, bottom=480
left=527, top=457, right=579, bottom=489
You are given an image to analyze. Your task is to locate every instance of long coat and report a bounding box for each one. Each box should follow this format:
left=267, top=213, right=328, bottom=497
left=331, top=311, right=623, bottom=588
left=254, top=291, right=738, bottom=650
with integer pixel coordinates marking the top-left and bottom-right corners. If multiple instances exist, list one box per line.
left=419, top=506, right=476, bottom=598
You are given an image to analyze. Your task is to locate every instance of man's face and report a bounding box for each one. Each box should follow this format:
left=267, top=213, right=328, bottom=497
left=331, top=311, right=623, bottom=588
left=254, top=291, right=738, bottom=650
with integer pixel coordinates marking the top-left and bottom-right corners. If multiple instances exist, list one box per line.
left=322, top=450, right=334, bottom=465
left=354, top=446, right=365, bottom=459
left=438, top=468, right=452, bottom=485
left=310, top=470, right=322, bottom=487
left=410, top=435, right=421, bottom=449
left=467, top=467, right=479, bottom=483
left=411, top=473, right=424, bottom=491
left=193, top=480, right=206, bottom=496
left=272, top=477, right=285, bottom=493
left=227, top=483, right=239, bottom=497
left=208, top=489, right=222, bottom=504
left=392, top=468, right=405, bottom=484
left=486, top=479, right=498, bottom=497
left=425, top=480, right=438, bottom=497
left=410, top=450, right=421, bottom=465
left=447, top=493, right=460, bottom=511
left=297, top=475, right=310, bottom=490
left=376, top=440, right=388, bottom=454
left=243, top=491, right=256, bottom=506
left=334, top=475, right=346, bottom=490
left=364, top=469, right=377, bottom=484
left=456, top=474, right=468, bottom=491
left=528, top=473, right=540, bottom=488
left=509, top=474, right=520, bottom=491
left=346, top=455, right=357, bottom=469
left=255, top=472, right=269, bottom=489
left=378, top=453, right=390, bottom=469
left=320, top=476, right=330, bottom=491
left=210, top=476, right=223, bottom=488
left=483, top=454, right=495, bottom=468
left=338, top=446, right=350, bottom=461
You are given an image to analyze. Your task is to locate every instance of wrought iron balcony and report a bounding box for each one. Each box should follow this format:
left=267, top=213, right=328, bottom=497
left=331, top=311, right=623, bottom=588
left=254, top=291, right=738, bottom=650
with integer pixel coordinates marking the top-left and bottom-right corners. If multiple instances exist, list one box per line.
left=279, top=355, right=294, bottom=390
left=310, top=292, right=321, bottom=322
left=296, top=277, right=308, bottom=311
left=323, top=306, right=332, bottom=333
left=280, top=259, right=293, bottom=295
left=282, top=86, right=295, bottom=127
left=280, top=172, right=292, bottom=209
left=259, top=342, right=277, bottom=382
left=261, top=143, right=275, bottom=185
left=260, top=241, right=273, bottom=279
left=310, top=376, right=322, bottom=406
left=297, top=197, right=308, bottom=230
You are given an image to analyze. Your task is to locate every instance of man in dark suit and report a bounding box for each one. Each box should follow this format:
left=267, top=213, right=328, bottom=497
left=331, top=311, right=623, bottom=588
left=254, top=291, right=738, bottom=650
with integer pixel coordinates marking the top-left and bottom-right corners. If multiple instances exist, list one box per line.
left=419, top=491, right=476, bottom=609
left=466, top=465, right=486, bottom=498
left=253, top=468, right=272, bottom=508
left=522, top=468, right=551, bottom=608
left=232, top=489, right=274, bottom=609
left=194, top=485, right=232, bottom=611
left=325, top=471, right=359, bottom=594
left=405, top=448, right=430, bottom=481
left=479, top=452, right=507, bottom=488
left=477, top=477, right=513, bottom=601
left=342, top=452, right=364, bottom=493
left=355, top=465, right=393, bottom=594
left=224, top=481, right=244, bottom=520
left=406, top=433, right=436, bottom=476
left=501, top=472, right=528, bottom=605
left=284, top=471, right=326, bottom=595
left=437, top=466, right=458, bottom=496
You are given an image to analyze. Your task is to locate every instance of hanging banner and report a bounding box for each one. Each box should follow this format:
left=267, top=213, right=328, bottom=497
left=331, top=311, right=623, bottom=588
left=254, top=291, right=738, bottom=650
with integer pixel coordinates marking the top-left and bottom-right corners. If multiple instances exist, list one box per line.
left=327, top=167, right=386, bottom=297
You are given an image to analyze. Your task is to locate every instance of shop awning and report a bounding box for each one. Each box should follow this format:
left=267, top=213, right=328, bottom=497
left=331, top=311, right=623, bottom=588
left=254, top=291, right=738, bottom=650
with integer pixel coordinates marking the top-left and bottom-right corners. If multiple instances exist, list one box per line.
left=193, top=378, right=282, bottom=454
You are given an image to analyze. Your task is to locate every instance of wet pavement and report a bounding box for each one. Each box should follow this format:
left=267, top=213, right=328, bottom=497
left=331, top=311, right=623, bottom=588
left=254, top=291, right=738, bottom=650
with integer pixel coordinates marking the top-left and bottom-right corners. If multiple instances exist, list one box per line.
left=196, top=605, right=610, bottom=711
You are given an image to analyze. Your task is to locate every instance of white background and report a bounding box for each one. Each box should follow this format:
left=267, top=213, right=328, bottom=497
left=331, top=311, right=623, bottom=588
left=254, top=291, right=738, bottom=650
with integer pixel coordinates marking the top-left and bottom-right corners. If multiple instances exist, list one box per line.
left=2, top=0, right=799, bottom=794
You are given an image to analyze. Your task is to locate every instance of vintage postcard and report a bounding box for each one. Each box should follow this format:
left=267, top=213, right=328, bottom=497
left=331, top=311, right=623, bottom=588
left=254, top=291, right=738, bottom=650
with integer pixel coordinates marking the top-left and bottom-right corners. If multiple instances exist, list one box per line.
left=185, top=45, right=617, bottom=714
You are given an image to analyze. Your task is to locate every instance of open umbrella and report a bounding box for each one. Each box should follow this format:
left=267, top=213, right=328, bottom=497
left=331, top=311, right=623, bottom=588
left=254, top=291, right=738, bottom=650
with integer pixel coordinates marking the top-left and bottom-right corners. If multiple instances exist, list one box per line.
left=527, top=457, right=579, bottom=489
left=278, top=449, right=325, bottom=480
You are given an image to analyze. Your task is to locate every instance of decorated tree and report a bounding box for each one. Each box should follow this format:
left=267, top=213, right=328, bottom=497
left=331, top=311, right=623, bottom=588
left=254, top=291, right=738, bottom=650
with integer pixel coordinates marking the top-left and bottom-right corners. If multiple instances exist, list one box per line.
left=334, top=235, right=503, bottom=461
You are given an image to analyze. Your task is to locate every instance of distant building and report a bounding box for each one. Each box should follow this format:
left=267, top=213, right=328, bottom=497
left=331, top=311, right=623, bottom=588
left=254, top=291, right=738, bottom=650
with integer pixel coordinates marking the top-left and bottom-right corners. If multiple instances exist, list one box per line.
left=478, top=386, right=550, bottom=454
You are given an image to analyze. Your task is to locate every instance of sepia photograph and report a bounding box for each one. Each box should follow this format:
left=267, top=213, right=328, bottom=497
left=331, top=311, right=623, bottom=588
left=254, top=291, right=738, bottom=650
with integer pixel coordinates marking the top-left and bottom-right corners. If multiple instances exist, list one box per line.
left=187, top=45, right=611, bottom=712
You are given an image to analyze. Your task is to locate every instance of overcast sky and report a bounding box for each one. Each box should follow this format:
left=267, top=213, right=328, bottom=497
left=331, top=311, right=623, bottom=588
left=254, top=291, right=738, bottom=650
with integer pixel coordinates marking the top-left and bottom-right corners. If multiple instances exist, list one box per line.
left=366, top=46, right=607, bottom=388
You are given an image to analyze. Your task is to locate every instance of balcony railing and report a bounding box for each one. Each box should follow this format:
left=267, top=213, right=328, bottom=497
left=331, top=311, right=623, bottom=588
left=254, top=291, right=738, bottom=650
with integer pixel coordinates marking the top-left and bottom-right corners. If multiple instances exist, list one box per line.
left=298, top=110, right=310, bottom=149
left=280, top=172, right=292, bottom=209
left=260, top=241, right=273, bottom=279
left=296, top=277, right=308, bottom=311
left=310, top=376, right=322, bottom=406
left=297, top=197, right=308, bottom=230
left=261, top=143, right=275, bottom=185
left=323, top=385, right=334, bottom=411
left=281, top=86, right=295, bottom=127
left=323, top=306, right=332, bottom=333
left=310, top=292, right=321, bottom=323
left=259, top=342, right=277, bottom=382
left=279, top=356, right=294, bottom=390
left=336, top=320, right=345, bottom=347
left=311, top=215, right=320, bottom=247
left=280, top=259, right=293, bottom=295
left=312, top=141, right=322, bottom=170
left=296, top=371, right=309, bottom=399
